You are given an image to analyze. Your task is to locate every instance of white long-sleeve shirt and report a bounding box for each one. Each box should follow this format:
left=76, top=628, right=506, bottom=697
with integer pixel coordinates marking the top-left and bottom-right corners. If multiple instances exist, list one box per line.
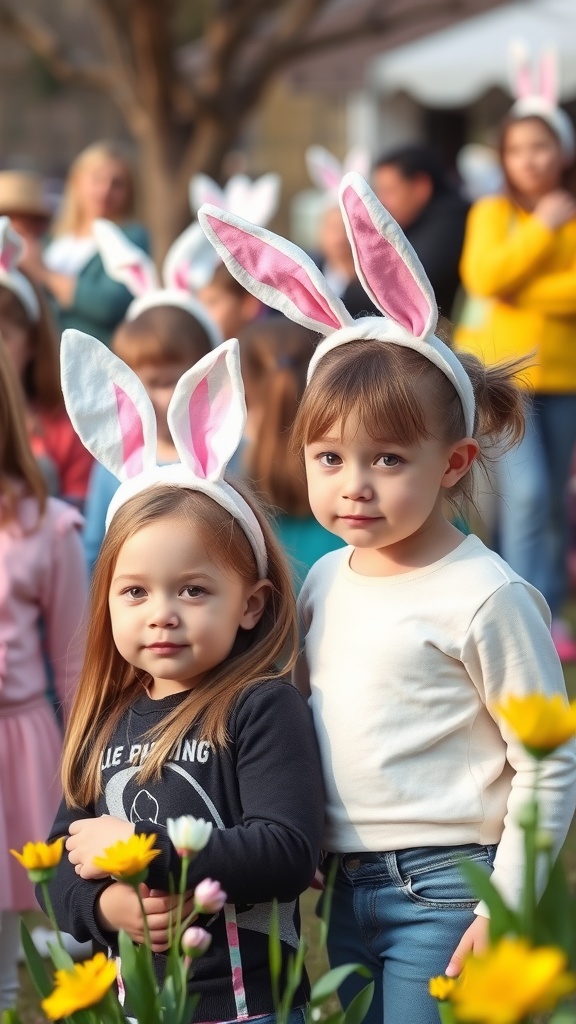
left=298, top=535, right=576, bottom=912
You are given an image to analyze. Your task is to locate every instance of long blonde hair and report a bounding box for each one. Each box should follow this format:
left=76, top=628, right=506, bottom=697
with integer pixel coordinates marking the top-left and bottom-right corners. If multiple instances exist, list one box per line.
left=61, top=483, right=297, bottom=808
left=0, top=339, right=47, bottom=523
left=52, top=140, right=137, bottom=237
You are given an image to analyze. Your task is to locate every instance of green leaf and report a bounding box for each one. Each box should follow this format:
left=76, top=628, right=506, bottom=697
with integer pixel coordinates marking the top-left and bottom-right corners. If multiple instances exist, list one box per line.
left=1, top=1010, right=24, bottom=1024
left=534, top=856, right=576, bottom=964
left=318, top=857, right=339, bottom=949
left=311, top=964, right=372, bottom=1006
left=19, top=918, right=52, bottom=998
left=46, top=941, right=75, bottom=971
left=118, top=931, right=159, bottom=1024
left=458, top=860, right=520, bottom=942
left=343, top=981, right=375, bottom=1024
left=437, top=1002, right=458, bottom=1024
left=268, top=900, right=282, bottom=1009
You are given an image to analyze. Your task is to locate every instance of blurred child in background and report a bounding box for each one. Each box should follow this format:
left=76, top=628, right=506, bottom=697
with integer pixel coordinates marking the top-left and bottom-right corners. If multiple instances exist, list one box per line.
left=0, top=341, right=87, bottom=1012
left=0, top=219, right=92, bottom=507
left=198, top=262, right=263, bottom=341
left=238, top=315, right=344, bottom=587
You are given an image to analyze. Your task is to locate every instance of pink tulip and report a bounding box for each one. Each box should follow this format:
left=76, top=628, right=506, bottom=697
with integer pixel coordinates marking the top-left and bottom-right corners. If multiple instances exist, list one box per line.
left=194, top=878, right=227, bottom=914
left=182, top=926, right=212, bottom=962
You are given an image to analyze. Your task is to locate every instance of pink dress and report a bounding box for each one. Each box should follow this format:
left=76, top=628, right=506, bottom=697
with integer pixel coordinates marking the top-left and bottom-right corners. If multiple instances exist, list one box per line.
left=0, top=493, right=87, bottom=911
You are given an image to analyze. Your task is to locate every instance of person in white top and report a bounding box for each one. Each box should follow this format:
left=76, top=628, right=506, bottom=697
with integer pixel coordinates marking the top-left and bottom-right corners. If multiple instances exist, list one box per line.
left=196, top=172, right=576, bottom=1024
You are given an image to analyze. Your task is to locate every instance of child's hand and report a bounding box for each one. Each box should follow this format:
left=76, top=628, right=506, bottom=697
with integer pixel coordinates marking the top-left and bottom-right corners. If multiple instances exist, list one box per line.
left=66, top=815, right=135, bottom=878
left=96, top=882, right=197, bottom=952
left=445, top=915, right=489, bottom=977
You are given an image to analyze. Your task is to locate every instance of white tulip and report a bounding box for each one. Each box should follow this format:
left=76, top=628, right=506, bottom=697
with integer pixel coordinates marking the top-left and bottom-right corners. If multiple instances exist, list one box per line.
left=167, top=816, right=213, bottom=855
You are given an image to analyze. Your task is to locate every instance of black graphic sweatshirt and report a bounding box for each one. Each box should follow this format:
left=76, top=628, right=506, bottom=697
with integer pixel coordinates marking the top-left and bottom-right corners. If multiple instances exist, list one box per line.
left=38, top=680, right=325, bottom=1023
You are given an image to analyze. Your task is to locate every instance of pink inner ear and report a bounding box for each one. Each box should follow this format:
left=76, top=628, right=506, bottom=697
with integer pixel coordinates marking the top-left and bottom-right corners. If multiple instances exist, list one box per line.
left=114, top=383, right=145, bottom=477
left=516, top=62, right=533, bottom=99
left=0, top=241, right=18, bottom=272
left=206, top=214, right=342, bottom=330
left=539, top=53, right=557, bottom=104
left=173, top=263, right=189, bottom=291
left=126, top=263, right=150, bottom=294
left=187, top=358, right=233, bottom=478
left=342, top=186, right=430, bottom=336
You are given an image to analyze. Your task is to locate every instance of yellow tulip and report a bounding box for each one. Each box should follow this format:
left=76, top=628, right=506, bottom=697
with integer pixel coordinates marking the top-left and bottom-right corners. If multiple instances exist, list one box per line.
left=10, top=839, right=64, bottom=881
left=429, top=976, right=456, bottom=1001
left=41, top=952, right=117, bottom=1020
left=494, top=694, right=576, bottom=756
left=451, top=938, right=576, bottom=1024
left=93, top=832, right=160, bottom=882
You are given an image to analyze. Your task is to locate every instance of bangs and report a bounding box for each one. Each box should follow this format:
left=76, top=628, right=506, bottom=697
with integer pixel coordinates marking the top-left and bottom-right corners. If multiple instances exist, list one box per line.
left=292, top=341, right=437, bottom=449
left=112, top=330, right=191, bottom=370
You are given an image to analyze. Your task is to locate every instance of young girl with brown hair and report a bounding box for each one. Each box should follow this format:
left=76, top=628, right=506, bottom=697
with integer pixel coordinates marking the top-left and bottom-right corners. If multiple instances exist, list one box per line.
left=40, top=334, right=323, bottom=1024
left=198, top=172, right=576, bottom=1024
left=0, top=340, right=87, bottom=1012
left=239, top=315, right=343, bottom=586
left=0, top=219, right=92, bottom=505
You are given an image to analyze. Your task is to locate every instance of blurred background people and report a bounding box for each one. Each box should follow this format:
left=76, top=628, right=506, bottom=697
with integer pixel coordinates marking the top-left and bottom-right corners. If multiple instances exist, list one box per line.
left=0, top=171, right=51, bottom=246
left=0, top=220, right=92, bottom=507
left=198, top=262, right=263, bottom=341
left=455, top=102, right=576, bottom=659
left=0, top=341, right=87, bottom=1011
left=238, top=315, right=344, bottom=588
left=372, top=143, right=469, bottom=318
left=18, top=141, right=148, bottom=345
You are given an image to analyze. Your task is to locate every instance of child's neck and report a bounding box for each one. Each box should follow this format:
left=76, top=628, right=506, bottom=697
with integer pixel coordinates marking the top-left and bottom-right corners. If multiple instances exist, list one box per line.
left=350, top=514, right=466, bottom=578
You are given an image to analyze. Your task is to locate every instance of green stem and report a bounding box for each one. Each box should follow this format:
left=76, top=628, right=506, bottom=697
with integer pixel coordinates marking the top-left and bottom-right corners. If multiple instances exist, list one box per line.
left=175, top=854, right=190, bottom=948
left=134, top=882, right=153, bottom=952
left=40, top=881, right=65, bottom=953
left=520, top=763, right=541, bottom=939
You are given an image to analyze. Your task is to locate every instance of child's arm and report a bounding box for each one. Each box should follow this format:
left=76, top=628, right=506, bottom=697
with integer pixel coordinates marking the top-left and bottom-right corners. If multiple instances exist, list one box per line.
left=135, top=683, right=325, bottom=905
left=41, top=505, right=88, bottom=719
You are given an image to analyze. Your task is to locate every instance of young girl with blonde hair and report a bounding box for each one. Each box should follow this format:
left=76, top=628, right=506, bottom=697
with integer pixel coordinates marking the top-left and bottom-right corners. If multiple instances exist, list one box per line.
left=198, top=173, right=576, bottom=1024
left=0, top=339, right=87, bottom=1012
left=40, top=333, right=323, bottom=1024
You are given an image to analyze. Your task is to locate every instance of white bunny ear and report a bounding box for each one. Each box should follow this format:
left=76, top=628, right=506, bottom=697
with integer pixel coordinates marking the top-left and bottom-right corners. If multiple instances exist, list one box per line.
left=509, top=40, right=534, bottom=100
left=305, top=146, right=343, bottom=193
left=0, top=216, right=24, bottom=272
left=163, top=221, right=214, bottom=292
left=60, top=329, right=157, bottom=481
left=539, top=48, right=559, bottom=105
left=343, top=147, right=371, bottom=181
left=238, top=173, right=281, bottom=226
left=167, top=338, right=245, bottom=482
left=93, top=219, right=159, bottom=297
left=339, top=172, right=437, bottom=339
left=198, top=203, right=353, bottom=335
left=189, top=174, right=226, bottom=214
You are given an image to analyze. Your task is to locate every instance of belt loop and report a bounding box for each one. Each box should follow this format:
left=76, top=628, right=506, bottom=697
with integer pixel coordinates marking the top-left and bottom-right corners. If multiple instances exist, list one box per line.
left=385, top=851, right=404, bottom=887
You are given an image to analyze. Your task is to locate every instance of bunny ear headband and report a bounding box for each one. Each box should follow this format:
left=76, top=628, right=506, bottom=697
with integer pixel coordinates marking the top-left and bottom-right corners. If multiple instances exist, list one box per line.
left=198, top=171, right=476, bottom=436
left=508, top=43, right=575, bottom=160
left=0, top=217, right=40, bottom=321
left=92, top=219, right=223, bottom=349
left=60, top=330, right=268, bottom=577
left=187, top=172, right=282, bottom=290
left=306, top=145, right=371, bottom=203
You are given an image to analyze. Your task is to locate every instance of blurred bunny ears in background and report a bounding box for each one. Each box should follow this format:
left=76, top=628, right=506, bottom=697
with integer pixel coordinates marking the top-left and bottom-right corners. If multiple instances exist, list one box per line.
left=60, top=330, right=268, bottom=576
left=92, top=219, right=223, bottom=348
left=0, top=217, right=40, bottom=321
left=198, top=171, right=476, bottom=437
left=508, top=42, right=575, bottom=160
left=306, top=146, right=371, bottom=201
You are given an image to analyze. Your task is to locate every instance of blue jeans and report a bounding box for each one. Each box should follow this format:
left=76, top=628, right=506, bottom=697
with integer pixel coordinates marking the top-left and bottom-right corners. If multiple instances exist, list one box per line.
left=482, top=393, right=576, bottom=615
left=325, top=844, right=497, bottom=1024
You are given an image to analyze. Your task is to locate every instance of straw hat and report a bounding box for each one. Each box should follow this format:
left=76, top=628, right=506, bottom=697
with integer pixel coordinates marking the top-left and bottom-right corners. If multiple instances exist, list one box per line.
left=0, top=171, right=51, bottom=218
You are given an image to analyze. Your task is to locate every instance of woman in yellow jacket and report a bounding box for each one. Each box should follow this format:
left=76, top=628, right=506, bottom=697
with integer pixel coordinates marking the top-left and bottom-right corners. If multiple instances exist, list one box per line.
left=456, top=98, right=576, bottom=659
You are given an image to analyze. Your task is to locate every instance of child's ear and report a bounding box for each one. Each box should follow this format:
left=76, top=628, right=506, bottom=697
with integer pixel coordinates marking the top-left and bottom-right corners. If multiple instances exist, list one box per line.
left=240, top=580, right=271, bottom=630
left=442, top=439, right=479, bottom=489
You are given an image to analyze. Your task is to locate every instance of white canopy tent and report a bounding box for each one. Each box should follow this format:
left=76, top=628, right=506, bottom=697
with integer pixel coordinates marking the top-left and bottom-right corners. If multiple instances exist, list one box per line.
left=370, top=0, right=576, bottom=107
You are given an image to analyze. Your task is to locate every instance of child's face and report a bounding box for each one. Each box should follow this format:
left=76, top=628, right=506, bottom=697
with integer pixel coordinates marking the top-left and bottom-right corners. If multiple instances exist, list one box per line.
left=503, top=119, right=564, bottom=199
left=108, top=516, right=266, bottom=698
left=0, top=311, right=31, bottom=378
left=198, top=283, right=259, bottom=341
left=304, top=419, right=460, bottom=558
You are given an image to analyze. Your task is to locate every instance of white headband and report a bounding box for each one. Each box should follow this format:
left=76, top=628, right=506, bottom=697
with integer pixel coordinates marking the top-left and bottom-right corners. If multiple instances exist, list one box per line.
left=508, top=44, right=575, bottom=160
left=0, top=217, right=40, bottom=322
left=60, top=331, right=268, bottom=578
left=92, top=219, right=223, bottom=350
left=198, top=173, right=476, bottom=436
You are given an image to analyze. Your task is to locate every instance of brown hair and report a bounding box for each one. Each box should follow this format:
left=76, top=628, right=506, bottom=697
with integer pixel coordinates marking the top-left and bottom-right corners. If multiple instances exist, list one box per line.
left=0, top=339, right=47, bottom=522
left=240, top=316, right=316, bottom=517
left=52, top=140, right=137, bottom=237
left=111, top=306, right=213, bottom=371
left=61, top=483, right=297, bottom=808
left=291, top=336, right=527, bottom=509
left=499, top=114, right=576, bottom=200
left=0, top=281, right=63, bottom=410
left=209, top=262, right=251, bottom=298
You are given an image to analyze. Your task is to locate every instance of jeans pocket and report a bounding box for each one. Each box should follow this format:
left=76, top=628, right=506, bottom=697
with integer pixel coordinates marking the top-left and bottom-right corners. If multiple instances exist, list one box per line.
left=400, top=845, right=495, bottom=910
